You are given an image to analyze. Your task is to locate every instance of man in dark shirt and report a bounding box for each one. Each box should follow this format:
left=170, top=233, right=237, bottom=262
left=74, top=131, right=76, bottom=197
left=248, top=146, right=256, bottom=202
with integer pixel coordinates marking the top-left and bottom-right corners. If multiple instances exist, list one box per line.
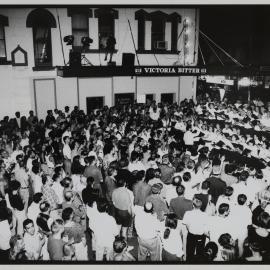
left=170, top=185, right=193, bottom=220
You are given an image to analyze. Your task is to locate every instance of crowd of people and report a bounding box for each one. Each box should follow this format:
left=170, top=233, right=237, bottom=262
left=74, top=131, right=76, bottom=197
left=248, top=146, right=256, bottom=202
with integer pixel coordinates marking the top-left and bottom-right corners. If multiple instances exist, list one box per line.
left=0, top=95, right=270, bottom=262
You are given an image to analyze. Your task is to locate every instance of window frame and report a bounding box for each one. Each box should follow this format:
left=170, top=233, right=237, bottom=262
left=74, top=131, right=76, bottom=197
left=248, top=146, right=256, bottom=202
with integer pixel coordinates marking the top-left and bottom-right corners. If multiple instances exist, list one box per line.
left=0, top=14, right=9, bottom=64
left=94, top=8, right=118, bottom=52
left=26, top=8, right=56, bottom=69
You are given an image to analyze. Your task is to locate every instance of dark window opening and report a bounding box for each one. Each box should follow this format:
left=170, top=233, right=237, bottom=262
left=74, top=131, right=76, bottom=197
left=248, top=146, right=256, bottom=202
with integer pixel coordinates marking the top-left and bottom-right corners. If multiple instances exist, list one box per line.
left=152, top=18, right=165, bottom=51
left=137, top=19, right=145, bottom=51
left=26, top=9, right=56, bottom=68
left=99, top=15, right=114, bottom=50
left=33, top=26, right=52, bottom=67
left=86, top=96, right=104, bottom=114
left=115, top=93, right=134, bottom=106
left=161, top=93, right=174, bottom=104
left=0, top=25, right=6, bottom=59
left=72, top=13, right=89, bottom=47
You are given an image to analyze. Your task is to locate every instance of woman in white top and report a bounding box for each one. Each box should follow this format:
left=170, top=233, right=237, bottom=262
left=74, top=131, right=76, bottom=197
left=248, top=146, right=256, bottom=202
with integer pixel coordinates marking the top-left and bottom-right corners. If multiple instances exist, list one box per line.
left=161, top=213, right=184, bottom=261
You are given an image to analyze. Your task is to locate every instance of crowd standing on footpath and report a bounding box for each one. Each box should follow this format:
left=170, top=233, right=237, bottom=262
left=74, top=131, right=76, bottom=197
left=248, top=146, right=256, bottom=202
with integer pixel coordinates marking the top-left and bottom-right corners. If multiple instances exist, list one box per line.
left=0, top=94, right=270, bottom=262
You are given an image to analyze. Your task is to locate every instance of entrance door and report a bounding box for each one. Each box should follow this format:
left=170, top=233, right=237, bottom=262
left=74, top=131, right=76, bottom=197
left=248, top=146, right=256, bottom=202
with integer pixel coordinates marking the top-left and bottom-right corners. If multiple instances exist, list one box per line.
left=114, top=93, right=134, bottom=106
left=86, top=96, right=104, bottom=114
left=161, top=93, right=174, bottom=104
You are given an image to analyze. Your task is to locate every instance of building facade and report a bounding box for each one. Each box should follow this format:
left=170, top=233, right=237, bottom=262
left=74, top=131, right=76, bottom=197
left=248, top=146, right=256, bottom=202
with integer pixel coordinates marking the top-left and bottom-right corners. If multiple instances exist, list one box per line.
left=0, top=6, right=199, bottom=120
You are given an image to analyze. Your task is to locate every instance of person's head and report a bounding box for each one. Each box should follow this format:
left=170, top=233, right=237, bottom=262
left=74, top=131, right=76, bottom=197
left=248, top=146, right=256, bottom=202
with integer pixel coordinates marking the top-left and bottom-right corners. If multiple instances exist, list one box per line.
left=32, top=192, right=43, bottom=204
left=201, top=180, right=210, bottom=191
left=86, top=176, right=95, bottom=187
left=96, top=199, right=108, bottom=213
left=113, top=236, right=127, bottom=254
left=192, top=197, right=202, bottom=209
left=151, top=183, right=162, bottom=195
left=15, top=111, right=20, bottom=118
left=23, top=219, right=35, bottom=236
left=9, top=180, right=21, bottom=192
left=171, top=176, right=181, bottom=186
left=218, top=233, right=234, bottom=249
left=239, top=170, right=249, bottom=182
left=176, top=184, right=185, bottom=196
left=64, top=190, right=74, bottom=202
left=130, top=151, right=139, bottom=162
left=162, top=154, right=169, bottom=165
left=218, top=203, right=230, bottom=217
left=51, top=219, right=64, bottom=234
left=183, top=172, right=191, bottom=182
left=62, top=207, right=74, bottom=222
left=203, top=242, right=218, bottom=261
left=63, top=243, right=75, bottom=259
left=224, top=186, right=234, bottom=197
left=9, top=235, right=25, bottom=254
left=145, top=168, right=155, bottom=183
left=107, top=167, right=117, bottom=177
left=144, top=201, right=153, bottom=214
left=115, top=176, right=126, bottom=187
left=63, top=136, right=70, bottom=144
left=237, top=194, right=247, bottom=206
left=88, top=156, right=96, bottom=166
left=255, top=169, right=264, bottom=179
left=39, top=201, right=50, bottom=213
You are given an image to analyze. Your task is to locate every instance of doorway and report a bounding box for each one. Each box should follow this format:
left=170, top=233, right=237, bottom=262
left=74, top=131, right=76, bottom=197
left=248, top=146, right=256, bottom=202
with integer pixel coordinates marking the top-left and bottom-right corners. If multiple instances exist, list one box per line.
left=161, top=93, right=175, bottom=104
left=114, top=93, right=134, bottom=106
left=86, top=96, right=104, bottom=114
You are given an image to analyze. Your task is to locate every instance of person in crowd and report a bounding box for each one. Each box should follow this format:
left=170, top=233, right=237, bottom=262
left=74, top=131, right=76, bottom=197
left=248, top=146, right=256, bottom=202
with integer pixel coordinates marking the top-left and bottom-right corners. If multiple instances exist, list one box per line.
left=134, top=202, right=163, bottom=261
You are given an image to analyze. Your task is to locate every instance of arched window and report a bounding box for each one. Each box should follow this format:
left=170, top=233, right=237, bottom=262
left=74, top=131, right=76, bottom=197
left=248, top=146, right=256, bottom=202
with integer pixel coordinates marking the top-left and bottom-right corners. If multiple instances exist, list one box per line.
left=94, top=8, right=118, bottom=50
left=0, top=15, right=9, bottom=62
left=26, top=8, right=56, bottom=67
left=68, top=8, right=92, bottom=48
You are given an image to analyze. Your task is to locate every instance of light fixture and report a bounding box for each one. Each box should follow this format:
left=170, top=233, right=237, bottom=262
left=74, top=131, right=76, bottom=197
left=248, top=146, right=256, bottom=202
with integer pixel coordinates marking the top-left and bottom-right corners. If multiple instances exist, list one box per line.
left=238, top=77, right=251, bottom=87
left=63, top=35, right=74, bottom=46
left=81, top=37, right=93, bottom=49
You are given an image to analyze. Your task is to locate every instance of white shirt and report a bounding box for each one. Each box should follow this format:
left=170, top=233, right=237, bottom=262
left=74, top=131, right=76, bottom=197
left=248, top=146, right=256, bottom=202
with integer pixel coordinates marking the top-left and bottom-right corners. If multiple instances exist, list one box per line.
left=0, top=220, right=11, bottom=250
left=63, top=144, right=72, bottom=160
left=165, top=185, right=178, bottom=205
left=134, top=206, right=163, bottom=239
left=183, top=209, right=208, bottom=235
left=52, top=181, right=64, bottom=204
left=162, top=227, right=184, bottom=258
left=27, top=202, right=40, bottom=227
left=24, top=233, right=42, bottom=259
left=93, top=212, right=118, bottom=248
left=32, top=173, right=42, bottom=194
left=229, top=204, right=252, bottom=239
left=207, top=215, right=236, bottom=243
left=128, top=161, right=146, bottom=172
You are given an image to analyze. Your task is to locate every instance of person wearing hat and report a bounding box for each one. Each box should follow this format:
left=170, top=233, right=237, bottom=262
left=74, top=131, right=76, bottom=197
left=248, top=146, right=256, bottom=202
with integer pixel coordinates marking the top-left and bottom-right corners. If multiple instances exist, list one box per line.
left=134, top=202, right=163, bottom=261
left=145, top=183, right=169, bottom=222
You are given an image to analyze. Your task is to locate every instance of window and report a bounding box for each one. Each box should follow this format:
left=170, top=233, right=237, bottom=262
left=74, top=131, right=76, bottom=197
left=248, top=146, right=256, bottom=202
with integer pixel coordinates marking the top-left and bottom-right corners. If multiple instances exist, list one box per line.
left=33, top=26, right=52, bottom=66
left=94, top=8, right=118, bottom=50
left=0, top=25, right=6, bottom=59
left=169, top=13, right=181, bottom=53
left=135, top=9, right=149, bottom=51
left=68, top=8, right=92, bottom=49
left=136, top=10, right=181, bottom=53
left=0, top=15, right=9, bottom=62
left=26, top=8, right=56, bottom=68
left=151, top=18, right=165, bottom=50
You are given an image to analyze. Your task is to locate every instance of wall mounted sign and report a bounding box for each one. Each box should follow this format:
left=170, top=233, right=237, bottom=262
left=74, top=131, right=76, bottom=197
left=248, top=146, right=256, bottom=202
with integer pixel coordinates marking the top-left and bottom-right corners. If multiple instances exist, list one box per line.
left=11, top=45, right=28, bottom=66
